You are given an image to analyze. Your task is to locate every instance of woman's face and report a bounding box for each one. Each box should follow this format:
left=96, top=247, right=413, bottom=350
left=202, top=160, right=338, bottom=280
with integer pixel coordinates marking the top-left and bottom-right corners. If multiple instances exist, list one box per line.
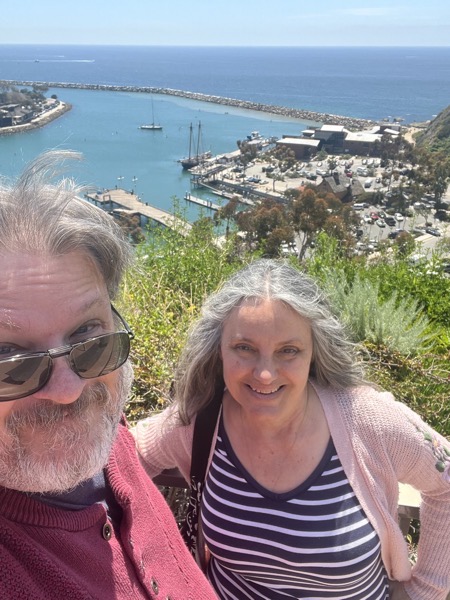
left=220, top=299, right=313, bottom=423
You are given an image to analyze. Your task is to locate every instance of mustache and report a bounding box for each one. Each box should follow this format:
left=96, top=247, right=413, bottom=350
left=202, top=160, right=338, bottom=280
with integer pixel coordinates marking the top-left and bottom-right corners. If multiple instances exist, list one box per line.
left=6, top=382, right=112, bottom=430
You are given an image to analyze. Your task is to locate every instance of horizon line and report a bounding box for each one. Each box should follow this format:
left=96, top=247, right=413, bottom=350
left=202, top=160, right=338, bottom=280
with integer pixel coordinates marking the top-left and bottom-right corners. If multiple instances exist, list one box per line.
left=1, top=43, right=449, bottom=49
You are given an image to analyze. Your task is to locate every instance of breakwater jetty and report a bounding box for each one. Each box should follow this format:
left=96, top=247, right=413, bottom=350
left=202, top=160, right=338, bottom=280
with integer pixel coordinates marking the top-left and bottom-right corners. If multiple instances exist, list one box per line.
left=0, top=79, right=373, bottom=130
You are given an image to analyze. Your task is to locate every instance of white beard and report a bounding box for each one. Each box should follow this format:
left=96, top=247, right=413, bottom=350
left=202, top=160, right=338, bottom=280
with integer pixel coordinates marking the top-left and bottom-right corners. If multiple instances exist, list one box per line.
left=0, top=361, right=133, bottom=493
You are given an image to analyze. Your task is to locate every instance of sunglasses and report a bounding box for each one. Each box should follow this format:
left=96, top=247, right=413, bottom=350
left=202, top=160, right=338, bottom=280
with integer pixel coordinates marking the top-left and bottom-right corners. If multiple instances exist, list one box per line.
left=0, top=306, right=134, bottom=402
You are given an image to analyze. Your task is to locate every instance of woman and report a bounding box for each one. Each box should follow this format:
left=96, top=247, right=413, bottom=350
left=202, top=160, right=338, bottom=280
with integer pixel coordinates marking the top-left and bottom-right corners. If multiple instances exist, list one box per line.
left=133, top=259, right=450, bottom=600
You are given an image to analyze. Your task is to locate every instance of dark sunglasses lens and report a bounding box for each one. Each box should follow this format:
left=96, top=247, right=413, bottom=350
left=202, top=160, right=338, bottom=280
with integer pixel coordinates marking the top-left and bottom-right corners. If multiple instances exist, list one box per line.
left=0, top=355, right=52, bottom=401
left=71, top=332, right=130, bottom=378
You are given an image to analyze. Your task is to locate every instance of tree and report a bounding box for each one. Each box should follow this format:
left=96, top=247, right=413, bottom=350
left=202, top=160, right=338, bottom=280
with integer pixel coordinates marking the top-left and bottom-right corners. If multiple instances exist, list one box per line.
left=215, top=197, right=240, bottom=238
left=234, top=199, right=293, bottom=257
left=289, top=188, right=330, bottom=259
left=327, top=157, right=338, bottom=171
left=393, top=231, right=415, bottom=257
left=288, top=188, right=359, bottom=260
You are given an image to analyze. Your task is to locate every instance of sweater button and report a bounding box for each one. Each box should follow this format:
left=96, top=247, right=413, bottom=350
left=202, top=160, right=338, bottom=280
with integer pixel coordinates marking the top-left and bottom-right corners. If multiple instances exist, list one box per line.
left=102, top=522, right=112, bottom=541
left=151, top=577, right=159, bottom=594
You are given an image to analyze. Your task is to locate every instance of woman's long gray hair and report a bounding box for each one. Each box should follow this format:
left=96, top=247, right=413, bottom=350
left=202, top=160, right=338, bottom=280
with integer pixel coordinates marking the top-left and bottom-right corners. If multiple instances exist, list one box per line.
left=174, top=259, right=366, bottom=423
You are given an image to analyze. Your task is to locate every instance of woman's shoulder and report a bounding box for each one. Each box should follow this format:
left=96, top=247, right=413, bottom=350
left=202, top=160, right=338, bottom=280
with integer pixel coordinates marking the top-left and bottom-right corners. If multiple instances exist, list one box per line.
left=313, top=381, right=422, bottom=433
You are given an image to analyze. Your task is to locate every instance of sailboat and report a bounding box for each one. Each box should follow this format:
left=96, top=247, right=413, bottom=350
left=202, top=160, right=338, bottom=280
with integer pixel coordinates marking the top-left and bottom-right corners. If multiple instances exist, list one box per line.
left=179, top=121, right=211, bottom=170
left=139, top=97, right=162, bottom=131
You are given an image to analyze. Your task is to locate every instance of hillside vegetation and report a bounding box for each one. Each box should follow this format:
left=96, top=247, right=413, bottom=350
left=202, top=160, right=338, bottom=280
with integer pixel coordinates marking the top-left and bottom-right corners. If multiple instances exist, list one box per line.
left=121, top=217, right=450, bottom=439
left=416, top=104, right=450, bottom=155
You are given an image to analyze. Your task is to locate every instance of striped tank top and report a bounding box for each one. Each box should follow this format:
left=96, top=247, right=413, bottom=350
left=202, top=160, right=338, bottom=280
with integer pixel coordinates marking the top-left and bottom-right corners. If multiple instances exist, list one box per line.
left=201, top=418, right=389, bottom=599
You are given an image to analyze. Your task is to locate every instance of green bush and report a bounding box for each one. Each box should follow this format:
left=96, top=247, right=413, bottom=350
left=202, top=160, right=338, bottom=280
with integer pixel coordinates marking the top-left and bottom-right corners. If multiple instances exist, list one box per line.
left=322, top=270, right=433, bottom=355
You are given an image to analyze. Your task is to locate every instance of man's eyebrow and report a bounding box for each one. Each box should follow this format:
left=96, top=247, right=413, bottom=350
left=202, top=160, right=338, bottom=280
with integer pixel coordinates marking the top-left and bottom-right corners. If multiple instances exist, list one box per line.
left=75, top=297, right=110, bottom=316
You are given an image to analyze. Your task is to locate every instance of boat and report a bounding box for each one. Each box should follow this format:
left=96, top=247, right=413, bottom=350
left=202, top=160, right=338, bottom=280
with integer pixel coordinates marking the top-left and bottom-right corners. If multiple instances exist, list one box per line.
left=140, top=123, right=162, bottom=131
left=179, top=122, right=211, bottom=170
left=139, top=97, right=162, bottom=131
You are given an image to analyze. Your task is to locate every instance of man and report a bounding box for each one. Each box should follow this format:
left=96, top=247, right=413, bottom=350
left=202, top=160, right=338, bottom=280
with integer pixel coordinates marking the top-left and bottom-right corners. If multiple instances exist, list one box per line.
left=0, top=151, right=216, bottom=599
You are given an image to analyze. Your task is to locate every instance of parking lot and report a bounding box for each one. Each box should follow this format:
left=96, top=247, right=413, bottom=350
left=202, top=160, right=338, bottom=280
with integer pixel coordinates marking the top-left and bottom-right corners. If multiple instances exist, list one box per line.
left=212, top=151, right=449, bottom=256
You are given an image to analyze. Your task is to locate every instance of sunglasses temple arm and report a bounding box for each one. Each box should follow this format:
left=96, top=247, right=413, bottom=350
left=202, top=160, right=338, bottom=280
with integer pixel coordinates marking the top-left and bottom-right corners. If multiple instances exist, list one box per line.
left=110, top=304, right=135, bottom=339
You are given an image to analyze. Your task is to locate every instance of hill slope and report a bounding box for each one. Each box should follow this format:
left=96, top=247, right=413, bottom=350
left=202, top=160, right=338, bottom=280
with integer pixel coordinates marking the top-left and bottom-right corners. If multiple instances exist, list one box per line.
left=415, top=104, right=450, bottom=154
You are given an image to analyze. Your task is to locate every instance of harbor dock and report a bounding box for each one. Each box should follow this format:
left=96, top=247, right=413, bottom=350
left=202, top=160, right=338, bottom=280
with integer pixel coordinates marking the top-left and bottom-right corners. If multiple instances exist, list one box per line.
left=184, top=192, right=221, bottom=211
left=86, top=188, right=191, bottom=235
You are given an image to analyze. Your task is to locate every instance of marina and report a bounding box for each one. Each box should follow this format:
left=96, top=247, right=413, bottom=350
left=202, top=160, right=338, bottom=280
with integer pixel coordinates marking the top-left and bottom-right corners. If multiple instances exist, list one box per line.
left=85, top=188, right=192, bottom=235
left=184, top=192, right=220, bottom=211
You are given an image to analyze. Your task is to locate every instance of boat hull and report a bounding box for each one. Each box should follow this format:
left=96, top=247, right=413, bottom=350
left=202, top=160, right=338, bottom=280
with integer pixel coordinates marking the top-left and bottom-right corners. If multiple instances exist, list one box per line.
left=139, top=124, right=163, bottom=130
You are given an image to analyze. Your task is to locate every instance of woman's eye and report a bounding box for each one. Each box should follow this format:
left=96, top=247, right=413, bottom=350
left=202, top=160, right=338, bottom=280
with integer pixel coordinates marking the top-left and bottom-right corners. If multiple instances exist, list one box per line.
left=280, top=347, right=299, bottom=356
left=235, top=344, right=253, bottom=353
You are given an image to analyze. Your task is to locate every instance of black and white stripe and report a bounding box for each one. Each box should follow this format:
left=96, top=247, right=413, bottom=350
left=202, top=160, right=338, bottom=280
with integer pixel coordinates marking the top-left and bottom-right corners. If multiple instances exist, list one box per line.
left=201, top=419, right=388, bottom=599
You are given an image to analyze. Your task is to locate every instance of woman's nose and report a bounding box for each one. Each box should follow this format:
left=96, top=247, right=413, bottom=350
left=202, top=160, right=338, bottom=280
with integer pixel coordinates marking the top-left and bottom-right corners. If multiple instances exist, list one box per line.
left=31, top=356, right=88, bottom=404
left=253, top=357, right=277, bottom=382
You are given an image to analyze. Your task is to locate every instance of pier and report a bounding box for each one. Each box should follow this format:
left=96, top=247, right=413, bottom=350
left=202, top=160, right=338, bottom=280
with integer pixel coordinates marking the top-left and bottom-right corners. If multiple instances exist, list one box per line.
left=184, top=192, right=220, bottom=211
left=86, top=188, right=191, bottom=235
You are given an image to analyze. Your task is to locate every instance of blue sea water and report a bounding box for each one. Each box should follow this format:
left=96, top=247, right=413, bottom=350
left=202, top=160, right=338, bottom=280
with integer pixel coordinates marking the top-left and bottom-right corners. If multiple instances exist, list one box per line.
left=0, top=45, right=449, bottom=216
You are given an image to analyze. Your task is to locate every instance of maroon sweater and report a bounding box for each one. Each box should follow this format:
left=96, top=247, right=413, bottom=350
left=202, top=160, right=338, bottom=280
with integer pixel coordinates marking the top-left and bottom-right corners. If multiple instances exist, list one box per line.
left=0, top=424, right=217, bottom=600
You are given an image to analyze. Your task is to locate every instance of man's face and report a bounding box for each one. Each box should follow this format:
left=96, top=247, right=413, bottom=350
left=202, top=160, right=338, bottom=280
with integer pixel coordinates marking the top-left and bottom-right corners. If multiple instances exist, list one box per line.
left=0, top=251, right=132, bottom=493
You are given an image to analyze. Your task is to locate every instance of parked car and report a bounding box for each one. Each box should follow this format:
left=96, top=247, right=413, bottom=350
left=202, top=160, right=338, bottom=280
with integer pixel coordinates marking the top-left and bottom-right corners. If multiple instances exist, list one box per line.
left=426, top=227, right=441, bottom=237
left=376, top=219, right=386, bottom=228
left=395, top=213, right=404, bottom=221
left=363, top=214, right=374, bottom=224
left=384, top=216, right=396, bottom=226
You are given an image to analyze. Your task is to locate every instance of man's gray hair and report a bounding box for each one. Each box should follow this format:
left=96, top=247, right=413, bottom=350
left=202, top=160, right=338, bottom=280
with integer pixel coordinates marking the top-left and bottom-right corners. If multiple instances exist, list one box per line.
left=174, top=258, right=366, bottom=423
left=0, top=150, right=132, bottom=298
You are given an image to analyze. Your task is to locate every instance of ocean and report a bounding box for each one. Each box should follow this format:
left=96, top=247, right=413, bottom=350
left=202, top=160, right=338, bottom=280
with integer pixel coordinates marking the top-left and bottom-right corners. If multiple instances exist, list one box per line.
left=0, top=45, right=449, bottom=217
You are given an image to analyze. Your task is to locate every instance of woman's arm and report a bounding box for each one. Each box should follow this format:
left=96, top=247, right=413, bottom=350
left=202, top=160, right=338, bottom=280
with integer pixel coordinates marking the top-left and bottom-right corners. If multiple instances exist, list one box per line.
left=392, top=404, right=450, bottom=600
left=130, top=406, right=194, bottom=482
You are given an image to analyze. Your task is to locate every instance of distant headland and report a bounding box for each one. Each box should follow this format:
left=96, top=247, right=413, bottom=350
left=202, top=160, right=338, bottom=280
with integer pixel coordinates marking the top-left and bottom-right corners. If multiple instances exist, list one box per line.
left=0, top=79, right=376, bottom=131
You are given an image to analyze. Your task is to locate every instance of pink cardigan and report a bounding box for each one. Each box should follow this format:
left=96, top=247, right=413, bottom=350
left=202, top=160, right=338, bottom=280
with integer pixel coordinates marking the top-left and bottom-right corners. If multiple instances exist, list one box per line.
left=133, top=383, right=450, bottom=600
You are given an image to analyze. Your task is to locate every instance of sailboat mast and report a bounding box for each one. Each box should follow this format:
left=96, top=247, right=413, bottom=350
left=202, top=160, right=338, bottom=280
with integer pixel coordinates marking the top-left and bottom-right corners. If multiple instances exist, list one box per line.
left=188, top=123, right=194, bottom=160
left=195, top=121, right=202, bottom=159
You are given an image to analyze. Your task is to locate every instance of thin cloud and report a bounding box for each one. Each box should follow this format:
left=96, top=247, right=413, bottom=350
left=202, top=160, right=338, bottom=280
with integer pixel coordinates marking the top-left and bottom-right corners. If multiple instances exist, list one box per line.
left=339, top=7, right=396, bottom=17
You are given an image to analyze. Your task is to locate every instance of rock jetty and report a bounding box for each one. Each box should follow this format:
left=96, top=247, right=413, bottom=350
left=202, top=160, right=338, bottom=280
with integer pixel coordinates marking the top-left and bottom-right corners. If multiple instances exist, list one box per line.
left=0, top=80, right=373, bottom=130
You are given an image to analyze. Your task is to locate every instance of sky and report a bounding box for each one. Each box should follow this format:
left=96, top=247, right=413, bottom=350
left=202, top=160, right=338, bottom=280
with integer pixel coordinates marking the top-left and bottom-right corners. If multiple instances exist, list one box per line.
left=2, top=0, right=449, bottom=46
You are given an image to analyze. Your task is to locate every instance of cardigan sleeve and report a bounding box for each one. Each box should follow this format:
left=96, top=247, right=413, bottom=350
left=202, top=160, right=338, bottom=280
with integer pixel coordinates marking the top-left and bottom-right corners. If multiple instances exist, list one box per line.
left=130, top=405, right=195, bottom=483
left=389, top=402, right=450, bottom=600
left=347, top=388, right=450, bottom=600
left=320, top=384, right=450, bottom=600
